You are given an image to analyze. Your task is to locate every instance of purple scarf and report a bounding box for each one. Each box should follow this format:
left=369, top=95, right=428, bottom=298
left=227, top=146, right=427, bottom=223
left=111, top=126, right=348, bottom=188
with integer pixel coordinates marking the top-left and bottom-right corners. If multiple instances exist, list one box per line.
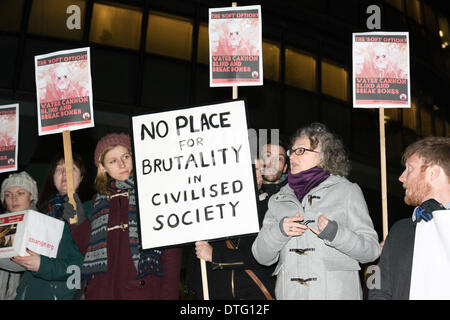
left=288, top=166, right=330, bottom=203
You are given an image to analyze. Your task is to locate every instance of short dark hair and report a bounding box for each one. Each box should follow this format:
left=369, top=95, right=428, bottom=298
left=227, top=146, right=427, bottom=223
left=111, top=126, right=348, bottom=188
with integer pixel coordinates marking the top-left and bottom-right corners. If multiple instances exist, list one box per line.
left=36, top=152, right=89, bottom=213
left=260, top=131, right=288, bottom=156
left=402, top=136, right=450, bottom=179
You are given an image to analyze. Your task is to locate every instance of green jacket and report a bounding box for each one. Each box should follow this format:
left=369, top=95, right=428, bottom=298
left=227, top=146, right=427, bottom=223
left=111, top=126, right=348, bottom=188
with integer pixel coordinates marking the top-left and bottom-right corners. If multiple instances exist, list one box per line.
left=15, top=201, right=92, bottom=300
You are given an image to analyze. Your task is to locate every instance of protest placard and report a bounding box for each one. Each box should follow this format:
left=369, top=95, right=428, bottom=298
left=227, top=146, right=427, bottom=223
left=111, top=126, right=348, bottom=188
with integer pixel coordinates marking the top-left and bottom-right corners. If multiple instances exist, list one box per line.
left=0, top=210, right=64, bottom=272
left=131, top=100, right=260, bottom=250
left=352, top=31, right=410, bottom=239
left=352, top=32, right=410, bottom=109
left=34, top=47, right=94, bottom=135
left=209, top=5, right=263, bottom=87
left=0, top=104, right=18, bottom=173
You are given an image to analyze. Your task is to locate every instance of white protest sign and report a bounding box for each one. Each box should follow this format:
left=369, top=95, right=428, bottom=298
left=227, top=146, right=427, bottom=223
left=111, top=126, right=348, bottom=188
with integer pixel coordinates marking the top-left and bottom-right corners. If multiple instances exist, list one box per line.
left=0, top=210, right=64, bottom=272
left=131, top=100, right=260, bottom=249
left=0, top=104, right=19, bottom=173
left=209, top=5, right=263, bottom=87
left=34, top=47, right=94, bottom=135
left=352, top=32, right=410, bottom=109
left=410, top=210, right=450, bottom=300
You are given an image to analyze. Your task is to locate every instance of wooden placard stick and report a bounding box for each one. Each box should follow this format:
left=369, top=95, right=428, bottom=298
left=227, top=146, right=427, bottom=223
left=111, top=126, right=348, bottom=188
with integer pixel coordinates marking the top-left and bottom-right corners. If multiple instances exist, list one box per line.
left=378, top=108, right=388, bottom=240
left=232, top=2, right=238, bottom=100
left=200, top=258, right=209, bottom=300
left=62, top=130, right=78, bottom=224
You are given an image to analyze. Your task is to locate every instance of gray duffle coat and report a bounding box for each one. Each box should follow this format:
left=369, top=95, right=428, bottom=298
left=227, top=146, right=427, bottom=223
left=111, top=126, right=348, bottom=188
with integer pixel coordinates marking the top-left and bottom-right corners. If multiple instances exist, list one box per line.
left=252, top=175, right=380, bottom=300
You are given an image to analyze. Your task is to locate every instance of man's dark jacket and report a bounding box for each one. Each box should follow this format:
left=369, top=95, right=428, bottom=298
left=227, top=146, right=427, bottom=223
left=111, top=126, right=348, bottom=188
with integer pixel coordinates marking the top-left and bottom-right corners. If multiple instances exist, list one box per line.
left=369, top=218, right=416, bottom=300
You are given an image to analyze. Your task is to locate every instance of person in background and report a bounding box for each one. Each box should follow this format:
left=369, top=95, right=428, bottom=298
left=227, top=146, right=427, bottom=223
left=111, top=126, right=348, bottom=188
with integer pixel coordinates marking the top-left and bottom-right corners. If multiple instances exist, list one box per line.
left=185, top=162, right=275, bottom=300
left=0, top=172, right=38, bottom=300
left=252, top=122, right=380, bottom=300
left=68, top=133, right=182, bottom=299
left=11, top=158, right=85, bottom=300
left=259, top=137, right=289, bottom=199
left=369, top=137, right=450, bottom=300
left=36, top=152, right=92, bottom=224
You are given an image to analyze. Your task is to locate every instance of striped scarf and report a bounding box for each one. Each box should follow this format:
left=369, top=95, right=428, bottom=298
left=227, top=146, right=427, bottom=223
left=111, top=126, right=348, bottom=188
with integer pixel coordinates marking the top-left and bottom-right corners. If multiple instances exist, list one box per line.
left=82, top=177, right=162, bottom=280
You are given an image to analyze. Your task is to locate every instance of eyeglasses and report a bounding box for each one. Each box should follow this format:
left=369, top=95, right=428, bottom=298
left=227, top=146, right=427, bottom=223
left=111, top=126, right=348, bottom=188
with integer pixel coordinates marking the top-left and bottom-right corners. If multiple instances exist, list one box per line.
left=287, top=147, right=318, bottom=156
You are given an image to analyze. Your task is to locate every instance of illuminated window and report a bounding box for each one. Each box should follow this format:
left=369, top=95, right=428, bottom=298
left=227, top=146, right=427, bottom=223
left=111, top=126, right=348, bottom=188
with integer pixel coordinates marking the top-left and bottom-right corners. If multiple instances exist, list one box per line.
left=420, top=107, right=432, bottom=136
left=423, top=3, right=438, bottom=32
left=146, top=11, right=193, bottom=61
left=285, top=48, right=316, bottom=91
left=321, top=60, right=348, bottom=101
left=197, top=23, right=209, bottom=64
left=402, top=100, right=418, bottom=131
left=384, top=0, right=404, bottom=12
left=90, top=3, right=142, bottom=50
left=384, top=108, right=401, bottom=122
left=28, top=0, right=85, bottom=40
left=0, top=0, right=24, bottom=32
left=406, top=0, right=423, bottom=24
left=262, top=40, right=280, bottom=81
left=438, top=15, right=450, bottom=49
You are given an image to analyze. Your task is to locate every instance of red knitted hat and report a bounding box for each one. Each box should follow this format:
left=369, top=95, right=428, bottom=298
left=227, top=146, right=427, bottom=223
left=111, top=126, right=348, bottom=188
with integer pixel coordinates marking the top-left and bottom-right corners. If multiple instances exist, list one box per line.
left=94, top=133, right=131, bottom=167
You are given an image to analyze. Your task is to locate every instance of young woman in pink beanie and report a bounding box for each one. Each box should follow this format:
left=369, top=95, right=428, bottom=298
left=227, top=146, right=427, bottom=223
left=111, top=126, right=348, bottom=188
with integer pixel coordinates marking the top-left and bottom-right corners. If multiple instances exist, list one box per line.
left=68, top=133, right=182, bottom=299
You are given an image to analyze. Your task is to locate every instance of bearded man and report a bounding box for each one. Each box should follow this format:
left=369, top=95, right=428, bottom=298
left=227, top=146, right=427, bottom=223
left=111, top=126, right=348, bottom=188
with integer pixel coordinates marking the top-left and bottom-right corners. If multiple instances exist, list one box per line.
left=369, top=137, right=450, bottom=300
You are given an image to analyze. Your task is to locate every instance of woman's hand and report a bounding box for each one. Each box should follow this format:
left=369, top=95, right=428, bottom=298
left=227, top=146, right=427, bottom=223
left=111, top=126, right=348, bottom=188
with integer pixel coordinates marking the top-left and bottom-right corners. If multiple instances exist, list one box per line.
left=309, top=214, right=329, bottom=235
left=12, top=249, right=41, bottom=272
left=195, top=241, right=213, bottom=262
left=282, top=213, right=308, bottom=237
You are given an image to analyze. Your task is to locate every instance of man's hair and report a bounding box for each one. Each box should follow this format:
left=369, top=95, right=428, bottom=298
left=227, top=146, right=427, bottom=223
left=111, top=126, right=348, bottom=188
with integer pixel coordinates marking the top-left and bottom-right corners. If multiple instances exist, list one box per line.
left=263, top=135, right=288, bottom=156
left=290, top=122, right=350, bottom=177
left=402, top=136, right=450, bottom=179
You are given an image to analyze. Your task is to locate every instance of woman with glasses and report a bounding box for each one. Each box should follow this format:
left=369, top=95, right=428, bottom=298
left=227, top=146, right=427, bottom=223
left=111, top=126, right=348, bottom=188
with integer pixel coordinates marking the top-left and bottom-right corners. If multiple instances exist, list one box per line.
left=252, top=122, right=380, bottom=299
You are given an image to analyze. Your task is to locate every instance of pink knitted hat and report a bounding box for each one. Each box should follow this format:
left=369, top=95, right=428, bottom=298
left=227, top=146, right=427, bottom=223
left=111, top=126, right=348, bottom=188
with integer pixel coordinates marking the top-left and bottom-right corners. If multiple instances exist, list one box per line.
left=94, top=133, right=131, bottom=167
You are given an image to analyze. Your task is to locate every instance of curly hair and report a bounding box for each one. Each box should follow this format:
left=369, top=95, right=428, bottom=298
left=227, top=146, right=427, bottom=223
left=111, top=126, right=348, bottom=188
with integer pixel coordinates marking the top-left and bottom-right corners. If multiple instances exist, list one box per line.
left=290, top=123, right=351, bottom=177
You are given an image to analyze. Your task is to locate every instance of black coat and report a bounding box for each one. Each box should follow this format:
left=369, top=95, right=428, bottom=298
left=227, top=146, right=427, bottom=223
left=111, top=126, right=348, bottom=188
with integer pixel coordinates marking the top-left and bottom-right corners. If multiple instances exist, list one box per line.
left=185, top=198, right=276, bottom=300
left=368, top=218, right=416, bottom=300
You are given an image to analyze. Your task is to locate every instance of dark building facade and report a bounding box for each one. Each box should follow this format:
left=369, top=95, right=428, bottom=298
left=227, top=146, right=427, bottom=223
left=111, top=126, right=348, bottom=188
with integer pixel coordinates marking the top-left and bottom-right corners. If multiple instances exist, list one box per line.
left=0, top=0, right=449, bottom=238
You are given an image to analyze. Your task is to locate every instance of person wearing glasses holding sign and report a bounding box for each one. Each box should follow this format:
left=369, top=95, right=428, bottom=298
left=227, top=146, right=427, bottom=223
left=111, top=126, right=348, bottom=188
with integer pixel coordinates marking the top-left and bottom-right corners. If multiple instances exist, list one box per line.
left=252, top=123, right=380, bottom=300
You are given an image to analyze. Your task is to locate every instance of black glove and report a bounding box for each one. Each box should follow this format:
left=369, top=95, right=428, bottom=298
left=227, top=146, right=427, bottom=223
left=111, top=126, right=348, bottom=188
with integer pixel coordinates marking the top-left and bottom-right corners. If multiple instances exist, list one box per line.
left=63, top=193, right=86, bottom=225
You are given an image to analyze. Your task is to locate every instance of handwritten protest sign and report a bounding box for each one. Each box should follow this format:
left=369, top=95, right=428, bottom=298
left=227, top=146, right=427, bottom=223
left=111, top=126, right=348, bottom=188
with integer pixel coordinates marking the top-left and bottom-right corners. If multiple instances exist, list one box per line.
left=131, top=100, right=260, bottom=250
left=209, top=5, right=263, bottom=87
left=352, top=32, right=410, bottom=109
left=34, top=47, right=94, bottom=135
left=0, top=104, right=19, bottom=173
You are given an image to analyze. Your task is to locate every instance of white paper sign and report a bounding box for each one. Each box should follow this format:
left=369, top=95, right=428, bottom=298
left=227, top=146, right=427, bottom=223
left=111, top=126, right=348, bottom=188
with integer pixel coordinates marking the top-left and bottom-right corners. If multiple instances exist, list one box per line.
left=209, top=5, right=263, bottom=87
left=410, top=210, right=450, bottom=299
left=131, top=100, right=260, bottom=249
left=0, top=210, right=65, bottom=272
left=352, top=32, right=410, bottom=109
left=0, top=104, right=19, bottom=173
left=34, top=47, right=94, bottom=135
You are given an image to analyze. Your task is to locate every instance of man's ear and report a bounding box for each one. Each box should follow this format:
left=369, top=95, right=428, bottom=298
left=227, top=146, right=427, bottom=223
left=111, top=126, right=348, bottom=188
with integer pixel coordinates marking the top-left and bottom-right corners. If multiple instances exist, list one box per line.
left=283, top=163, right=288, bottom=174
left=428, top=165, right=441, bottom=182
